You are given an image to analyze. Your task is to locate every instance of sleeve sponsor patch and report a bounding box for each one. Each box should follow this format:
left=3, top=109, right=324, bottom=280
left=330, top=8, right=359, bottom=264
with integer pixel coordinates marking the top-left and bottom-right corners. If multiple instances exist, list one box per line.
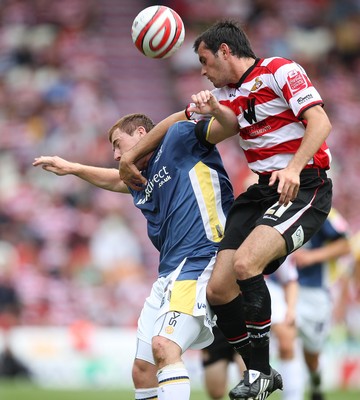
left=286, top=69, right=308, bottom=95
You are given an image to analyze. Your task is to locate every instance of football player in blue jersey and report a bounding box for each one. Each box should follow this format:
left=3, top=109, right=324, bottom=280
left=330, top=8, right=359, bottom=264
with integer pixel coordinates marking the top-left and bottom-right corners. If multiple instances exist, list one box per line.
left=33, top=108, right=236, bottom=400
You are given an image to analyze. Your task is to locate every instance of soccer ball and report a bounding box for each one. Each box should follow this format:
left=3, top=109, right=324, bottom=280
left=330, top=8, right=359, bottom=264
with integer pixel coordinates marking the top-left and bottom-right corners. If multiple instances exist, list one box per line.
left=131, top=5, right=185, bottom=59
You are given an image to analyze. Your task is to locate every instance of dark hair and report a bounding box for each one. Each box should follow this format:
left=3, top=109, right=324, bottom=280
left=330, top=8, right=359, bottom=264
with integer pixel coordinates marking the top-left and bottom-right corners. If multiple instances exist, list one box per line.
left=108, top=113, right=155, bottom=141
left=193, top=20, right=256, bottom=59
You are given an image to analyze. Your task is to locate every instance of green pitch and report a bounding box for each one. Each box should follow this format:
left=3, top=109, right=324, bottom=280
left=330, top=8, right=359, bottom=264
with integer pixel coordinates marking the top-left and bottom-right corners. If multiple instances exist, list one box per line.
left=0, top=381, right=359, bottom=400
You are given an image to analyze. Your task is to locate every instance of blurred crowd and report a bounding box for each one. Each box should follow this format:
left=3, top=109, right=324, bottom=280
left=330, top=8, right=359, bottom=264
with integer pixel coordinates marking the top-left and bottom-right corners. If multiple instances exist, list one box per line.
left=0, top=0, right=359, bottom=344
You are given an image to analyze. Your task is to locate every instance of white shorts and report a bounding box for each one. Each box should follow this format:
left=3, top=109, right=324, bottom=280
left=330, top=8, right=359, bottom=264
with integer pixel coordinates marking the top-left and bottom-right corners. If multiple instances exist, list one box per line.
left=266, top=279, right=287, bottom=325
left=136, top=257, right=216, bottom=364
left=297, top=286, right=332, bottom=353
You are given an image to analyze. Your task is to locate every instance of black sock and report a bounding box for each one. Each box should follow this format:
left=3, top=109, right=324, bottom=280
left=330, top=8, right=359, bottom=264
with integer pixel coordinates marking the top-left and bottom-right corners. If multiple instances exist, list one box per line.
left=211, top=295, right=251, bottom=368
left=237, top=274, right=271, bottom=374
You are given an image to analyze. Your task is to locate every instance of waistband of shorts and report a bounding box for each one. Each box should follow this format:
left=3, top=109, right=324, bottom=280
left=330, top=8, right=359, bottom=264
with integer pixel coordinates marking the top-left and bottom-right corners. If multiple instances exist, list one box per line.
left=258, top=168, right=328, bottom=184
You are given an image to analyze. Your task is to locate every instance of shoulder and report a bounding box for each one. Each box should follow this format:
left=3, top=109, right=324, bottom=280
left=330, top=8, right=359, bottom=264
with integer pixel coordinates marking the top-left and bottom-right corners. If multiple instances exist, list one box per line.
left=258, top=57, right=298, bottom=71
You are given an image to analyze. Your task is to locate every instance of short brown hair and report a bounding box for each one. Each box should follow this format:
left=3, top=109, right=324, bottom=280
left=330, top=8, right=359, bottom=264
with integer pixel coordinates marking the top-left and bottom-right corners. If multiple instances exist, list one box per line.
left=108, top=113, right=155, bottom=141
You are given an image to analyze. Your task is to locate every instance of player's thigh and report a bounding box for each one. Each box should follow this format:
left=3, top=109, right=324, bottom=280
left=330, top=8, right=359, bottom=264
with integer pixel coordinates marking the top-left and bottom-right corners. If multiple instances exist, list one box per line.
left=233, top=225, right=287, bottom=277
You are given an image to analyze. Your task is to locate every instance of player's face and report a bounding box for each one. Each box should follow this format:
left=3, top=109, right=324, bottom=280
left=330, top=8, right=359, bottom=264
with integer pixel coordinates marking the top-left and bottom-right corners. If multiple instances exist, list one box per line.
left=111, top=127, right=143, bottom=161
left=197, top=42, right=230, bottom=88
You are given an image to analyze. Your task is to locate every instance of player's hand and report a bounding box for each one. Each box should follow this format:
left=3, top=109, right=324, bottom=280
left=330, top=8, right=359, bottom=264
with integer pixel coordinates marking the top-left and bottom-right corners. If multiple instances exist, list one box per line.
left=188, top=90, right=220, bottom=115
left=269, top=168, right=300, bottom=206
left=119, top=151, right=146, bottom=191
left=291, top=248, right=313, bottom=268
left=32, top=156, right=72, bottom=175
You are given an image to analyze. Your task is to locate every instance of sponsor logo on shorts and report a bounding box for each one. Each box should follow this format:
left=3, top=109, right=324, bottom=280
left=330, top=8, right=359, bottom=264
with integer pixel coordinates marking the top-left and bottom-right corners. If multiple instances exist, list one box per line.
left=165, top=311, right=180, bottom=334
left=165, top=326, right=174, bottom=334
left=292, top=225, right=304, bottom=249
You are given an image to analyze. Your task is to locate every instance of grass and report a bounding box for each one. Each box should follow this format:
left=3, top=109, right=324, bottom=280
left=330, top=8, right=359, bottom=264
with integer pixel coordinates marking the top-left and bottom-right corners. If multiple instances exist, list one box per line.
left=0, top=380, right=359, bottom=400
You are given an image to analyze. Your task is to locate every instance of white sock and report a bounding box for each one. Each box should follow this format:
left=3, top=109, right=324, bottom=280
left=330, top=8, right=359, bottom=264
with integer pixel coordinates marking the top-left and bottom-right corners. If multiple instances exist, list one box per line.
left=157, top=362, right=190, bottom=400
left=278, top=358, right=305, bottom=400
left=135, top=387, right=158, bottom=399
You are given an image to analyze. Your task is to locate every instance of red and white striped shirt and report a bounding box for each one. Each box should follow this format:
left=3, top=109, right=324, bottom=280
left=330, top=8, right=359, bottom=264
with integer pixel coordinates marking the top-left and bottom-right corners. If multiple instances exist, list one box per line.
left=194, top=57, right=331, bottom=174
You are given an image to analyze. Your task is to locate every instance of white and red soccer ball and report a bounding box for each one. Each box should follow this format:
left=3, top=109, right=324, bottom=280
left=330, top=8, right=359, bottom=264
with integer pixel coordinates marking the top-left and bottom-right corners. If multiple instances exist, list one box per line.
left=131, top=5, right=185, bottom=59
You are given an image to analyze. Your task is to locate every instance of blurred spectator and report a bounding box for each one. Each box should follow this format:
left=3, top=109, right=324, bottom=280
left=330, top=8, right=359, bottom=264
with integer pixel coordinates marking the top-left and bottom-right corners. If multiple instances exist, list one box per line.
left=0, top=240, right=31, bottom=379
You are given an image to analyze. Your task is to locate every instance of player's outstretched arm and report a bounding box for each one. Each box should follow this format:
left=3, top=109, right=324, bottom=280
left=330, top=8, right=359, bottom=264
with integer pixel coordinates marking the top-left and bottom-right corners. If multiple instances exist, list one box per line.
left=119, top=110, right=186, bottom=190
left=188, top=90, right=239, bottom=143
left=33, top=156, right=129, bottom=193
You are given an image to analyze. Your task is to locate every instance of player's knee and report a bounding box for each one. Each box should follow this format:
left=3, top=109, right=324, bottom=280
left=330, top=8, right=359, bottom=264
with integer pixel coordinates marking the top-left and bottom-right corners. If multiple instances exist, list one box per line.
left=233, top=256, right=251, bottom=278
left=152, top=335, right=181, bottom=368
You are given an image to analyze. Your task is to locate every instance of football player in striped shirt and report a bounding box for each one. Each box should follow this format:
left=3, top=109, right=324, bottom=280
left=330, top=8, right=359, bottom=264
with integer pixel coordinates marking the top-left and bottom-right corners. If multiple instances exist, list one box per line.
left=119, top=20, right=333, bottom=400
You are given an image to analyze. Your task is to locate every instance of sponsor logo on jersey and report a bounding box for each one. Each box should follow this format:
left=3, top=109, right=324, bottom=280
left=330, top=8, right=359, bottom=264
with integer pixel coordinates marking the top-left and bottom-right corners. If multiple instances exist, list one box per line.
left=241, top=120, right=271, bottom=138
left=136, top=165, right=172, bottom=204
left=287, top=69, right=308, bottom=95
left=243, top=98, right=257, bottom=124
left=297, top=94, right=313, bottom=105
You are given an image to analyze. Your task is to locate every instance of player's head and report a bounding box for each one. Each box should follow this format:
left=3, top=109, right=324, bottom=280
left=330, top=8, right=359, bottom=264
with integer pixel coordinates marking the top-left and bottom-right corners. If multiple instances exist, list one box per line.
left=108, top=113, right=155, bottom=141
left=193, top=20, right=256, bottom=59
left=108, top=113, right=155, bottom=165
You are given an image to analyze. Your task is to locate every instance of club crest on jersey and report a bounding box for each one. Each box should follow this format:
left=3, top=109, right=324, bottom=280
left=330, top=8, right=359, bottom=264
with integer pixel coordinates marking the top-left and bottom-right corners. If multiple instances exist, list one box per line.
left=287, top=69, right=308, bottom=95
left=251, top=77, right=263, bottom=91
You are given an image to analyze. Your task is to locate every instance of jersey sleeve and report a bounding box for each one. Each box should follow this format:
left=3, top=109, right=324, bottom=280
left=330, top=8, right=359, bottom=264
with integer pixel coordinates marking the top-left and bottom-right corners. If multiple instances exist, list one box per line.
left=194, top=118, right=215, bottom=149
left=267, top=57, right=324, bottom=118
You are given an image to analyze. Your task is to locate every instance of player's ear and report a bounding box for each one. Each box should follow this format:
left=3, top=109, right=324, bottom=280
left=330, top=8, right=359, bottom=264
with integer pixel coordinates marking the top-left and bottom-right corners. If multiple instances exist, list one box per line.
left=219, top=43, right=230, bottom=57
left=137, top=126, right=147, bottom=137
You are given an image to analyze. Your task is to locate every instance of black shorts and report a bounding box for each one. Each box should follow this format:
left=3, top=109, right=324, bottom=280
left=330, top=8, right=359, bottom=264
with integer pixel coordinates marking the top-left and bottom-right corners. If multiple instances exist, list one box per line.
left=202, top=326, right=236, bottom=367
left=219, top=168, right=332, bottom=274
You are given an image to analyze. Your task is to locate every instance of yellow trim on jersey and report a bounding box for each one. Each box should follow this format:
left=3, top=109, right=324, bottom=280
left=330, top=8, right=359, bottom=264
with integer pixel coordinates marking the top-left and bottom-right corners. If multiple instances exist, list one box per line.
left=206, top=117, right=216, bottom=141
left=192, top=161, right=225, bottom=242
left=169, top=280, right=197, bottom=314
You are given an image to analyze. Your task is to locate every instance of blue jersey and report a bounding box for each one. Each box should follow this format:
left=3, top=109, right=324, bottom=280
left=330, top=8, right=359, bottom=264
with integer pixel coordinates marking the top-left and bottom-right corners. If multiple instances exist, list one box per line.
left=130, top=120, right=234, bottom=278
left=297, top=209, right=349, bottom=288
